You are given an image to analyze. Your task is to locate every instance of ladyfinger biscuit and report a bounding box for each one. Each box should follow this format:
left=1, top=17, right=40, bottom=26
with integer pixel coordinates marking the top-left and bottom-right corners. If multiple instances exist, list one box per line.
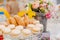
left=9, top=17, right=17, bottom=26
left=14, top=15, right=25, bottom=26
left=24, top=15, right=29, bottom=26
left=14, top=15, right=22, bottom=25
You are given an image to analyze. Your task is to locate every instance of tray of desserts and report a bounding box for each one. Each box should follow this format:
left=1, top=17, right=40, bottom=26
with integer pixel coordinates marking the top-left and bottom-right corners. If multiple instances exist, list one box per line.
left=0, top=15, right=43, bottom=40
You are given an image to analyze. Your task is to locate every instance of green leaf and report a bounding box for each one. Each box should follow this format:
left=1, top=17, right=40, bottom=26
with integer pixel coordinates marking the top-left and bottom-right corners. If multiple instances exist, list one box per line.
left=47, top=1, right=53, bottom=5
left=28, top=3, right=32, bottom=8
left=40, top=8, right=45, bottom=13
left=39, top=0, right=43, bottom=4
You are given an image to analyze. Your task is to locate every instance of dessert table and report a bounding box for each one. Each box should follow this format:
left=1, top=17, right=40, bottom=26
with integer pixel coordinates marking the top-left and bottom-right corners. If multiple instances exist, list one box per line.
left=1, top=0, right=59, bottom=40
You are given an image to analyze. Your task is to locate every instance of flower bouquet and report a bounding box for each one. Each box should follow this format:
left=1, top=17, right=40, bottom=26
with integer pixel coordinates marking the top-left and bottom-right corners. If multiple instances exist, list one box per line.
left=26, top=0, right=53, bottom=32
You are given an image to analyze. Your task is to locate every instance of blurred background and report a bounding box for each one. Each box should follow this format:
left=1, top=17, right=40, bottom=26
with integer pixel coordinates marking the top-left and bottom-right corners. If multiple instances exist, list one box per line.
left=0, top=0, right=60, bottom=40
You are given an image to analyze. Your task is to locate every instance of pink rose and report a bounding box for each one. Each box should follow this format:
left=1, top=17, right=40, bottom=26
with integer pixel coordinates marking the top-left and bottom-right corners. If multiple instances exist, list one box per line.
left=45, top=12, right=51, bottom=19
left=32, top=2, right=39, bottom=9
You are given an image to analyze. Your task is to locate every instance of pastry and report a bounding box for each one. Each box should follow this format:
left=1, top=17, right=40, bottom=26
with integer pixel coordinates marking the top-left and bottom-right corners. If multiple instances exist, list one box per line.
left=33, top=20, right=40, bottom=24
left=32, top=27, right=41, bottom=34
left=10, top=29, right=21, bottom=36
left=2, top=27, right=11, bottom=34
left=29, top=19, right=36, bottom=24
left=35, top=24, right=43, bottom=29
left=15, top=25, right=23, bottom=30
left=8, top=24, right=15, bottom=30
left=29, top=19, right=33, bottom=24
left=0, top=22, right=9, bottom=26
left=14, top=15, right=21, bottom=25
left=9, top=17, right=17, bottom=26
left=35, top=24, right=43, bottom=32
left=14, top=15, right=25, bottom=26
left=22, top=29, right=32, bottom=37
left=27, top=24, right=35, bottom=30
left=24, top=15, right=29, bottom=26
left=30, top=19, right=40, bottom=24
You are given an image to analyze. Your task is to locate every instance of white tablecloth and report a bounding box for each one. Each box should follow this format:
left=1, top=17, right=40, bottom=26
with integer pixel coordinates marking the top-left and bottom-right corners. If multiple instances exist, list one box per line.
left=47, top=19, right=60, bottom=40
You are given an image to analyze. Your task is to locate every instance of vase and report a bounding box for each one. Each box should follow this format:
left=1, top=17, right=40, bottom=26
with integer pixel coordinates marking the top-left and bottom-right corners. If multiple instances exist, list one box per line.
left=35, top=12, right=47, bottom=32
